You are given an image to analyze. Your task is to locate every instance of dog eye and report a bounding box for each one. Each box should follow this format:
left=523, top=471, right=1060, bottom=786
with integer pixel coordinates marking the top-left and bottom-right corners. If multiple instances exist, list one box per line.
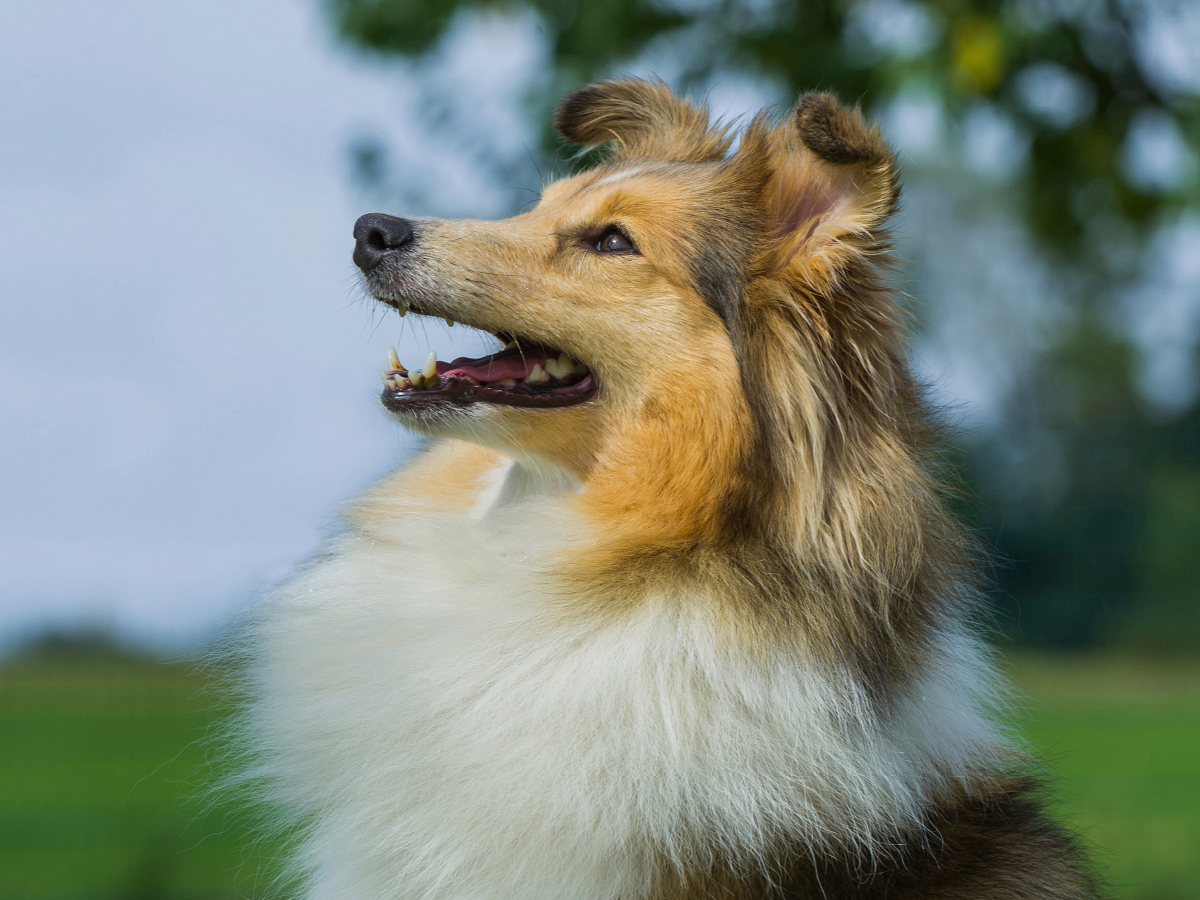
left=595, top=227, right=636, bottom=254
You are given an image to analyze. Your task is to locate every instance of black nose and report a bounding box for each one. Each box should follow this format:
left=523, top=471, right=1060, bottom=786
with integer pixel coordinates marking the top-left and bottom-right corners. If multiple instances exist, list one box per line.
left=353, top=213, right=414, bottom=272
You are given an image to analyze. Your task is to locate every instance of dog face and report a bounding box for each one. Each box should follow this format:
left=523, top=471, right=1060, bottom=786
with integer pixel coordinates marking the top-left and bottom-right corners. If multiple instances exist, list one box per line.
left=355, top=158, right=747, bottom=478
left=354, top=82, right=899, bottom=493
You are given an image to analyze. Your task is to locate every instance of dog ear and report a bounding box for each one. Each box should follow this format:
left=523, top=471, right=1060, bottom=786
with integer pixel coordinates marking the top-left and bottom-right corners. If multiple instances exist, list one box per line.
left=741, top=93, right=898, bottom=278
left=554, top=79, right=732, bottom=162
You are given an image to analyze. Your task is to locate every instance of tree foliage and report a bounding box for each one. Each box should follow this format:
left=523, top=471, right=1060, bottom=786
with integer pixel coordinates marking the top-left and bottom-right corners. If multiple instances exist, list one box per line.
left=333, top=0, right=1196, bottom=255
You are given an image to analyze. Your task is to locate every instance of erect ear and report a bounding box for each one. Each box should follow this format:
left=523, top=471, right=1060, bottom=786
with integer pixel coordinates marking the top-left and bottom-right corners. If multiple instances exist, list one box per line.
left=740, top=92, right=898, bottom=278
left=553, top=79, right=732, bottom=163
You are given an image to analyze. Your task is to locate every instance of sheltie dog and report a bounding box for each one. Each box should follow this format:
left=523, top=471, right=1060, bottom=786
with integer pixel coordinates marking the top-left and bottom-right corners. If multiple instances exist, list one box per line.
left=242, top=81, right=1099, bottom=898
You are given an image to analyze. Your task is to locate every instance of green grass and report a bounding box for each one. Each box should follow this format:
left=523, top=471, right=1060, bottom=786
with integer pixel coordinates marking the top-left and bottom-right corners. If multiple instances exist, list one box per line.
left=0, top=652, right=279, bottom=900
left=1006, top=653, right=1200, bottom=900
left=1, top=648, right=1196, bottom=899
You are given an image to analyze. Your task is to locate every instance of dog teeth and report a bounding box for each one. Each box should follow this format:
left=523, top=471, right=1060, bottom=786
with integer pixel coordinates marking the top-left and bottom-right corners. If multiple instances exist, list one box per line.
left=525, top=363, right=550, bottom=386
left=545, top=353, right=577, bottom=380
left=405, top=353, right=440, bottom=390
left=387, top=347, right=404, bottom=372
left=544, top=357, right=566, bottom=380
left=444, top=317, right=454, bottom=327
left=503, top=340, right=518, bottom=350
left=492, top=378, right=518, bottom=389
left=382, top=373, right=408, bottom=391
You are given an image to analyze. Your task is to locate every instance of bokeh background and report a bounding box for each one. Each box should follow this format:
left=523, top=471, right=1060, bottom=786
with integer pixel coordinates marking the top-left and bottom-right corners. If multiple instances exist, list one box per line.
left=2, top=0, right=1197, bottom=897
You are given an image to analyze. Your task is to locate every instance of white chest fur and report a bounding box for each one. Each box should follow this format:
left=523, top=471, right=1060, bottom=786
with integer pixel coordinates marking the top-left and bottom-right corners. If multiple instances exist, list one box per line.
left=245, top=464, right=1001, bottom=900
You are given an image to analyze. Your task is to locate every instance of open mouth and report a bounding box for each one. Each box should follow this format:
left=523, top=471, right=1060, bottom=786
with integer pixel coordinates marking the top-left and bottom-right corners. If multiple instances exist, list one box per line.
left=380, top=338, right=597, bottom=410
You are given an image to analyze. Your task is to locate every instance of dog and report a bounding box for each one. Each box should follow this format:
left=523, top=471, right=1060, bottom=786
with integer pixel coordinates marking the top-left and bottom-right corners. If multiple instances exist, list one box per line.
left=241, top=80, right=1099, bottom=899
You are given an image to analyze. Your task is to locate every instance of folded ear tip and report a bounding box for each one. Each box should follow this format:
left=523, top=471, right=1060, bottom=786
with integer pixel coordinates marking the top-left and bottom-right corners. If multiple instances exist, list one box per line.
left=552, top=79, right=667, bottom=144
left=794, top=92, right=889, bottom=167
left=554, top=82, right=610, bottom=144
left=552, top=79, right=729, bottom=161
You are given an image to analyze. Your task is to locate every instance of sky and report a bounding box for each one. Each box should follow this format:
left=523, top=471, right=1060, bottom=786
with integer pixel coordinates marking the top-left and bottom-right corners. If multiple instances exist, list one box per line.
left=0, top=0, right=510, bottom=647
left=1, top=0, right=1197, bottom=650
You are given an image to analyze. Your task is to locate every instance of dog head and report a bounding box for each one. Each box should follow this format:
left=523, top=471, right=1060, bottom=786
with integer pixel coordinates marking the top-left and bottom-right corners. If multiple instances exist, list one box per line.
left=356, top=80, right=905, bottom=533
left=355, top=80, right=973, bottom=682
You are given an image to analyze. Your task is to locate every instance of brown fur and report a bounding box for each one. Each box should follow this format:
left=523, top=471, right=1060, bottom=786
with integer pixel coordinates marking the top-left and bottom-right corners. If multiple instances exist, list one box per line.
left=652, top=777, right=1099, bottom=900
left=354, top=80, right=1100, bottom=898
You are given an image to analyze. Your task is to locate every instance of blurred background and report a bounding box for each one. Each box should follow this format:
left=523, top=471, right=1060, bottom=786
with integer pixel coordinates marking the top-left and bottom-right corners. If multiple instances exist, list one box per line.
left=1, top=0, right=1197, bottom=897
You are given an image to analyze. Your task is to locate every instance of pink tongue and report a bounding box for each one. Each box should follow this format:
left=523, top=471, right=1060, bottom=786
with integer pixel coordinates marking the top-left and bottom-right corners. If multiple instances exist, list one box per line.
left=437, top=350, right=549, bottom=383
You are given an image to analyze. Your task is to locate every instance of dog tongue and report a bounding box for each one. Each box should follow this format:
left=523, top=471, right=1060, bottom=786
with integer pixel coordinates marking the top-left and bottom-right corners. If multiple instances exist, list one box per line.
left=437, top=350, right=547, bottom=383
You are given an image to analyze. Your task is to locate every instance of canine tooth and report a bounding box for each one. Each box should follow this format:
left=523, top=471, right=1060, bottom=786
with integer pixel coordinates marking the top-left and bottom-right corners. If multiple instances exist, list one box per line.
left=504, top=340, right=518, bottom=350
left=444, top=317, right=454, bottom=327
left=422, top=351, right=437, bottom=379
left=388, top=347, right=402, bottom=371
left=525, top=363, right=550, bottom=386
